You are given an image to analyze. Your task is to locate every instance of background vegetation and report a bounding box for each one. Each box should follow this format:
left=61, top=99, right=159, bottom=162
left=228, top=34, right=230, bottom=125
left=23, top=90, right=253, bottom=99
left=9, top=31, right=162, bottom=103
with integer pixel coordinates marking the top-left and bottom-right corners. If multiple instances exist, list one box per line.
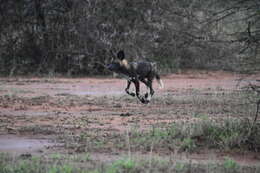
left=0, top=0, right=259, bottom=76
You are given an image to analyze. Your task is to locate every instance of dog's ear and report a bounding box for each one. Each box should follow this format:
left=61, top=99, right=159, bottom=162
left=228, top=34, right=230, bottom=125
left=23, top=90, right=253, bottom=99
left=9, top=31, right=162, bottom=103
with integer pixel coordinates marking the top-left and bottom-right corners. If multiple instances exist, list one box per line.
left=117, top=50, right=125, bottom=60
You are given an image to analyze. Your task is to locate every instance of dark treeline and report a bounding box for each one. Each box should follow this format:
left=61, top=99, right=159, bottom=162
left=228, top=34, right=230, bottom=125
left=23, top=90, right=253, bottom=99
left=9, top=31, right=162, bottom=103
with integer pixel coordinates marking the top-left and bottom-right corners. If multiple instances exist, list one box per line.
left=0, top=0, right=259, bottom=76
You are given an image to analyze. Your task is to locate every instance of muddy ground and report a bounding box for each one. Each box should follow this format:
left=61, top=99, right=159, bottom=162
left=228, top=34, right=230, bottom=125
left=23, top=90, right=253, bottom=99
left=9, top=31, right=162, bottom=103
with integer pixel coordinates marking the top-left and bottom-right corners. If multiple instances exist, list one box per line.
left=0, top=70, right=260, bottom=166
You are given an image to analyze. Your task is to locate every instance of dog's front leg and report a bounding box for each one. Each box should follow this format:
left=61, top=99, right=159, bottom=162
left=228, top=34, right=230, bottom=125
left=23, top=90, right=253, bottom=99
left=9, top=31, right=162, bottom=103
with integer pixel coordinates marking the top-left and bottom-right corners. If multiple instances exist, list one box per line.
left=125, top=80, right=135, bottom=97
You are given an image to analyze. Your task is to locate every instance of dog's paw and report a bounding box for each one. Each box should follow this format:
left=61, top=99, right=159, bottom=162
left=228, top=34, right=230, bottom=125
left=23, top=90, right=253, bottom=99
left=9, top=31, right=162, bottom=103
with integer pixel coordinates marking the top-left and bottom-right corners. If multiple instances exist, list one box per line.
left=130, top=93, right=136, bottom=97
left=140, top=97, right=150, bottom=104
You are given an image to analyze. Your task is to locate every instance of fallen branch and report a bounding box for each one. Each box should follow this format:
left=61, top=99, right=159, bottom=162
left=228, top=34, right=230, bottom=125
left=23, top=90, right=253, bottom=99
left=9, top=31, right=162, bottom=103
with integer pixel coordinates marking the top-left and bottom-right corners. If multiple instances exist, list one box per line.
left=249, top=83, right=260, bottom=123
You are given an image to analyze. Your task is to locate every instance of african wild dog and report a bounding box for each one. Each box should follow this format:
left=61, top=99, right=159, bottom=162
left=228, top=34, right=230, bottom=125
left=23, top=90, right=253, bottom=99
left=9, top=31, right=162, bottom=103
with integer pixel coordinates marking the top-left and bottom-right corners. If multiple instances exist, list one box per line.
left=107, top=50, right=164, bottom=104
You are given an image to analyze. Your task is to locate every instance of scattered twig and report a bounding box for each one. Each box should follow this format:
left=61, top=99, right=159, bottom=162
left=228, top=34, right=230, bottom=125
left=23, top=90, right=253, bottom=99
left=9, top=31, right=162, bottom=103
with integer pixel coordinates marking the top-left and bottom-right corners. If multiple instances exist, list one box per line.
left=255, top=100, right=260, bottom=122
left=249, top=82, right=260, bottom=123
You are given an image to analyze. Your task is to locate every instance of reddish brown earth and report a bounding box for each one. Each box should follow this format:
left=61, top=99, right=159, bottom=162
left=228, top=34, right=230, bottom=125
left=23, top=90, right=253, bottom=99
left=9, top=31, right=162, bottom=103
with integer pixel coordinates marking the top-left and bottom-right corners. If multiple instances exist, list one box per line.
left=0, top=70, right=259, bottom=164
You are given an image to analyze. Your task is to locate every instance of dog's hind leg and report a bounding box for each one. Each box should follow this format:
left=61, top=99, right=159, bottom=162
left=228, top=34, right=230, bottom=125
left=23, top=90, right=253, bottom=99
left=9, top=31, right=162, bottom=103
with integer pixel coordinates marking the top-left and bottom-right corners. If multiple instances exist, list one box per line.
left=133, top=79, right=148, bottom=104
left=139, top=78, right=150, bottom=99
left=147, top=78, right=154, bottom=97
left=140, top=78, right=154, bottom=100
left=146, top=78, right=154, bottom=102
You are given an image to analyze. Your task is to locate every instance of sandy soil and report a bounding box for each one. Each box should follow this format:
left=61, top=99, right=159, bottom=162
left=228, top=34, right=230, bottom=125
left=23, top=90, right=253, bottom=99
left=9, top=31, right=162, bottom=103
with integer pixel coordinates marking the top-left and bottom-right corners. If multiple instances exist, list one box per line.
left=0, top=70, right=259, bottom=164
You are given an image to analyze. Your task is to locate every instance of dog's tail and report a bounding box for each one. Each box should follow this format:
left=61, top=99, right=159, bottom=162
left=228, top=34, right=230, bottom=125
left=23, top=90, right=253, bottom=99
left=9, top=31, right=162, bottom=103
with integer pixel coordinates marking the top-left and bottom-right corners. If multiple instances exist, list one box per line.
left=155, top=74, right=164, bottom=89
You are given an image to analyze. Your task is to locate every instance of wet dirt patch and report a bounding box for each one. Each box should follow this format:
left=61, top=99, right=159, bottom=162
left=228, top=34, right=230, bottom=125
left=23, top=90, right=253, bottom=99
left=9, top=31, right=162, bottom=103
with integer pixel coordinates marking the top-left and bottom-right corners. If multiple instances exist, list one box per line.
left=0, top=135, right=54, bottom=154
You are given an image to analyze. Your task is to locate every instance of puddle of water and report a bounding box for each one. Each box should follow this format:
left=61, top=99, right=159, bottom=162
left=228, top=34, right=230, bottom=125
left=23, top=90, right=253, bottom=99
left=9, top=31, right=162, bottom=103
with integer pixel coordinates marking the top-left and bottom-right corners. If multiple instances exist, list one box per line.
left=0, top=135, right=53, bottom=153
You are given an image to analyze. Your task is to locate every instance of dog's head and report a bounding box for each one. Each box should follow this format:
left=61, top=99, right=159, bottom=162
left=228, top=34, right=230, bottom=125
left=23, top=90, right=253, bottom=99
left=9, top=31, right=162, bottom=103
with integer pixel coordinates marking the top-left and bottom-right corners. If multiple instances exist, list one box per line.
left=107, top=50, right=129, bottom=73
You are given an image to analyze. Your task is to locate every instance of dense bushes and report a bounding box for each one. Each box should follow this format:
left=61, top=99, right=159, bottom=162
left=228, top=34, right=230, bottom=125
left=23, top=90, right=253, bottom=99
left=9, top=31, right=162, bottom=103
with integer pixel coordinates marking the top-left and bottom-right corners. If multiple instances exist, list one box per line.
left=0, top=0, right=259, bottom=76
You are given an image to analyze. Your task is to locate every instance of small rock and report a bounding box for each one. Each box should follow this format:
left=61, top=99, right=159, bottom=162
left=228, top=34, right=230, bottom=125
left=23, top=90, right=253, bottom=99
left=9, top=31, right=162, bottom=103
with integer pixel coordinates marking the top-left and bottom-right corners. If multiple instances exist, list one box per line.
left=120, top=112, right=131, bottom=117
left=20, top=153, right=32, bottom=159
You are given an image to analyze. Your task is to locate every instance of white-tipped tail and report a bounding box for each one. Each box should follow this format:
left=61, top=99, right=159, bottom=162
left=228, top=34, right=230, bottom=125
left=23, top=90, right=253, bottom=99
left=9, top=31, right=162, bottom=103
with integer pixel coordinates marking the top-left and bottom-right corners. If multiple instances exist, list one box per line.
left=158, top=79, right=164, bottom=89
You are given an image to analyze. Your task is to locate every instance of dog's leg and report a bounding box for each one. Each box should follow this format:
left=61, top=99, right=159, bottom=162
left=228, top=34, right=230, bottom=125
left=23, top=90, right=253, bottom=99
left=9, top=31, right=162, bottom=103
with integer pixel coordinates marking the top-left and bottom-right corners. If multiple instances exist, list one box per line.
left=145, top=79, right=154, bottom=102
left=139, top=78, right=150, bottom=99
left=147, top=78, right=154, bottom=97
left=125, top=80, right=135, bottom=97
left=133, top=79, right=148, bottom=104
left=139, top=78, right=154, bottom=103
